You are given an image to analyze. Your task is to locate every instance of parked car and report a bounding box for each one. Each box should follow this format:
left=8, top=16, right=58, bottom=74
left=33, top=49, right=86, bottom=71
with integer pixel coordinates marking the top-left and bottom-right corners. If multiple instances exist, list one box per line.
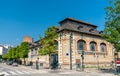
left=12, top=62, right=18, bottom=66
left=6, top=61, right=13, bottom=65
left=2, top=60, right=6, bottom=63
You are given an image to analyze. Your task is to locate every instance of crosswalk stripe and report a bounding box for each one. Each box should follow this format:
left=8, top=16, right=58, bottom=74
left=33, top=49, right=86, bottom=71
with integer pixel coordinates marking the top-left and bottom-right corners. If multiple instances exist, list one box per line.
left=22, top=71, right=30, bottom=74
left=0, top=70, right=45, bottom=76
left=0, top=72, right=10, bottom=76
left=29, top=70, right=37, bottom=73
left=8, top=71, right=17, bottom=75
left=59, top=72, right=72, bottom=74
left=15, top=70, right=24, bottom=74
left=40, top=71, right=47, bottom=73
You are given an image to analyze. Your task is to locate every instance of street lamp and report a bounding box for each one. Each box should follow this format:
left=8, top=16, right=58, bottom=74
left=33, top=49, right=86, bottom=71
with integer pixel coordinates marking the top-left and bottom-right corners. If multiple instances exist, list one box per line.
left=114, top=52, right=118, bottom=75
left=81, top=50, right=84, bottom=71
left=69, top=32, right=73, bottom=70
left=96, top=55, right=99, bottom=70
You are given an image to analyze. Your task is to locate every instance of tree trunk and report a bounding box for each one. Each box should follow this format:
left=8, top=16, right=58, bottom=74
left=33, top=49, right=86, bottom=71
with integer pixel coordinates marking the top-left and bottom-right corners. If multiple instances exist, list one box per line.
left=49, top=53, right=52, bottom=69
left=24, top=58, right=26, bottom=65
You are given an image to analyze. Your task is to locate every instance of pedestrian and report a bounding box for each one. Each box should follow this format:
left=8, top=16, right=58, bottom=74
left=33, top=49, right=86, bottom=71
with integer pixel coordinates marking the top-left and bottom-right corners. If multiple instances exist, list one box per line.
left=36, top=58, right=39, bottom=70
left=110, top=61, right=114, bottom=69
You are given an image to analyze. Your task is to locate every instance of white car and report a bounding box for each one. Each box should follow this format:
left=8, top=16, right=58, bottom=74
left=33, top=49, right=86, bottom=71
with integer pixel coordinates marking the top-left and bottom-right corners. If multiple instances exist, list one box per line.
left=12, top=62, right=18, bottom=66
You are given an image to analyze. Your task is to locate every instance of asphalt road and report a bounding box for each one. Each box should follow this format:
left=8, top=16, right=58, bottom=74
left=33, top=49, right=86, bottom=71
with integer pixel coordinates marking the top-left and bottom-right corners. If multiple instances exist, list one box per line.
left=0, top=63, right=115, bottom=76
left=0, top=63, right=46, bottom=76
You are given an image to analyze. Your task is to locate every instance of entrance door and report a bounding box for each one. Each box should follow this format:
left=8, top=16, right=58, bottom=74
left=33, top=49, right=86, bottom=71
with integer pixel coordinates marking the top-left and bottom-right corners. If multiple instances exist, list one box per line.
left=50, top=53, right=58, bottom=69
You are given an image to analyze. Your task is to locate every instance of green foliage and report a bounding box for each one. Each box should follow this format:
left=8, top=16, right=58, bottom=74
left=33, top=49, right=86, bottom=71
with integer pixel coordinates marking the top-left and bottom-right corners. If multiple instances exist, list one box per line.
left=39, top=26, right=58, bottom=55
left=2, top=54, right=8, bottom=59
left=8, top=48, right=13, bottom=59
left=19, top=42, right=29, bottom=58
left=3, top=47, right=19, bottom=60
left=2, top=42, right=29, bottom=60
left=102, top=0, right=120, bottom=52
left=15, top=46, right=20, bottom=58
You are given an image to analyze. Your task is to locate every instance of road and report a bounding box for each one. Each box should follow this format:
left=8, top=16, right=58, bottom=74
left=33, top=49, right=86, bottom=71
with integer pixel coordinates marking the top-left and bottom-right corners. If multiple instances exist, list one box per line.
left=0, top=63, right=47, bottom=76
left=0, top=63, right=115, bottom=76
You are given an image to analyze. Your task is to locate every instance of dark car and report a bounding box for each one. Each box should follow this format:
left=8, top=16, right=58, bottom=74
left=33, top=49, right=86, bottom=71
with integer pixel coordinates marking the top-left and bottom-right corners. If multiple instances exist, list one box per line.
left=7, top=61, right=13, bottom=65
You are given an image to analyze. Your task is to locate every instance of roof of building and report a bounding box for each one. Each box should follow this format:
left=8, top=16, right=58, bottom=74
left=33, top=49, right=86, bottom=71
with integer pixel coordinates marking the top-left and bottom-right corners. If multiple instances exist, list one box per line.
left=58, top=17, right=100, bottom=36
left=59, top=17, right=97, bottom=27
left=29, top=40, right=41, bottom=49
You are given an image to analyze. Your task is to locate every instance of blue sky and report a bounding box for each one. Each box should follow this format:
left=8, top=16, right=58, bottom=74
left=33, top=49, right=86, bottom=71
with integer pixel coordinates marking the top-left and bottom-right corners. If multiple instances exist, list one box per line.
left=0, top=0, right=109, bottom=46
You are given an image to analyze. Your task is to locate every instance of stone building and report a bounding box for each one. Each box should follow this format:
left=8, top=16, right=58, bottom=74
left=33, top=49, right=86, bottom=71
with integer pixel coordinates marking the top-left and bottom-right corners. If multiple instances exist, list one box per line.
left=56, top=17, right=114, bottom=69
left=26, top=17, right=115, bottom=70
left=28, top=40, right=49, bottom=68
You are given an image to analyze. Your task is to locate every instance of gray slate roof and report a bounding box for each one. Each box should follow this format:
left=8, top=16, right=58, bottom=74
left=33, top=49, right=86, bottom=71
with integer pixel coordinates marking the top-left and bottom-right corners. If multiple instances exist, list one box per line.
left=58, top=17, right=100, bottom=36
left=29, top=40, right=41, bottom=49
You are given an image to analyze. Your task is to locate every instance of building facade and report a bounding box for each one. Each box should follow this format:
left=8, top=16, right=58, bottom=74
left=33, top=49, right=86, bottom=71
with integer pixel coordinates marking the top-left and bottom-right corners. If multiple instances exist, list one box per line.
left=56, top=18, right=114, bottom=69
left=26, top=40, right=49, bottom=68
left=0, top=45, right=12, bottom=55
left=26, top=18, right=115, bottom=70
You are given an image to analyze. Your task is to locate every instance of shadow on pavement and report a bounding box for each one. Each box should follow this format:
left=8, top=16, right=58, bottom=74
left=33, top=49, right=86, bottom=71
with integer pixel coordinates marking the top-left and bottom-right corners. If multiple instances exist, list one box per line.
left=0, top=74, right=4, bottom=76
left=99, top=68, right=114, bottom=74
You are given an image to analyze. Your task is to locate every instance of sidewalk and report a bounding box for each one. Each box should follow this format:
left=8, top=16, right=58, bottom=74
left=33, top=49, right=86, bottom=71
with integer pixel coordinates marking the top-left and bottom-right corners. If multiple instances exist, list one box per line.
left=18, top=65, right=116, bottom=76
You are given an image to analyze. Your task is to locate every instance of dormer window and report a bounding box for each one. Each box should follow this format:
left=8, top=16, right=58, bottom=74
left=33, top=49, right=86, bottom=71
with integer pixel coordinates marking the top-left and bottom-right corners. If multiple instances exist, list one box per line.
left=89, top=28, right=94, bottom=32
left=77, top=26, right=83, bottom=30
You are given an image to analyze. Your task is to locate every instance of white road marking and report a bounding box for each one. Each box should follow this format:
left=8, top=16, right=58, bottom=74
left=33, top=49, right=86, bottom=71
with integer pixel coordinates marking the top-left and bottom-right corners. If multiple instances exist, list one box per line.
left=29, top=70, right=37, bottom=73
left=15, top=70, right=24, bottom=74
left=8, top=71, right=17, bottom=75
left=0, top=72, right=10, bottom=76
left=22, top=71, right=31, bottom=74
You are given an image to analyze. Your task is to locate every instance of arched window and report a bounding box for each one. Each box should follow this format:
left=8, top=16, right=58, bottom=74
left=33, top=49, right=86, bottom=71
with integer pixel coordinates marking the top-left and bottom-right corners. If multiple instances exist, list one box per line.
left=90, top=42, right=96, bottom=51
left=100, top=43, right=106, bottom=52
left=54, top=40, right=58, bottom=50
left=77, top=40, right=85, bottom=50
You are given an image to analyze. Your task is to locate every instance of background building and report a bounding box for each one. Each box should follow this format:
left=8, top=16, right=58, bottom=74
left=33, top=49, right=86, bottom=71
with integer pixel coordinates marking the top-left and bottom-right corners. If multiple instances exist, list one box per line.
left=28, top=40, right=49, bottom=68
left=0, top=45, right=12, bottom=55
left=23, top=36, right=33, bottom=43
left=23, top=36, right=49, bottom=68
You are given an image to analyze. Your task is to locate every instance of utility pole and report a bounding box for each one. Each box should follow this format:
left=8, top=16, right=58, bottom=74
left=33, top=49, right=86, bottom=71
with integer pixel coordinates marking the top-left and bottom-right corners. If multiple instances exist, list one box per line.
left=70, top=32, right=73, bottom=70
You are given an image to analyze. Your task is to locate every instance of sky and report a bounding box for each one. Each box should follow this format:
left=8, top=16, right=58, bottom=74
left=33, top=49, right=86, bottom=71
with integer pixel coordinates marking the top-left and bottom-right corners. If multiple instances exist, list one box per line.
left=0, top=0, right=110, bottom=46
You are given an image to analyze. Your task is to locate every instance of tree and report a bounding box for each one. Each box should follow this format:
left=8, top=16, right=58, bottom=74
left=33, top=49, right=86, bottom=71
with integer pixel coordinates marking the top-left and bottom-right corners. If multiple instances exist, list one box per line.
left=2, top=46, right=20, bottom=61
left=101, top=0, right=120, bottom=53
left=39, top=26, right=58, bottom=55
left=2, top=54, right=8, bottom=60
left=39, top=26, right=58, bottom=67
left=7, top=48, right=13, bottom=60
left=4, top=48, right=17, bottom=60
left=19, top=42, right=29, bottom=65
left=15, top=46, right=20, bottom=59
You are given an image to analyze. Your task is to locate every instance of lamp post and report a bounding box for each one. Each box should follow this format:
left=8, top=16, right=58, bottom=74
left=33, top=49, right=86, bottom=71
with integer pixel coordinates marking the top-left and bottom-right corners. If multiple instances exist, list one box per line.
left=69, top=32, right=73, bottom=70
left=96, top=55, right=99, bottom=70
left=114, top=52, right=118, bottom=75
left=81, top=50, right=84, bottom=71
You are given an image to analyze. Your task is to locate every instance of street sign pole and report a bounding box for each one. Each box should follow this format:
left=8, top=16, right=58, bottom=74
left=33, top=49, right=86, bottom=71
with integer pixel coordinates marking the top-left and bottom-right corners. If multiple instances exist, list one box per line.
left=70, top=32, right=73, bottom=70
left=81, top=50, right=84, bottom=71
